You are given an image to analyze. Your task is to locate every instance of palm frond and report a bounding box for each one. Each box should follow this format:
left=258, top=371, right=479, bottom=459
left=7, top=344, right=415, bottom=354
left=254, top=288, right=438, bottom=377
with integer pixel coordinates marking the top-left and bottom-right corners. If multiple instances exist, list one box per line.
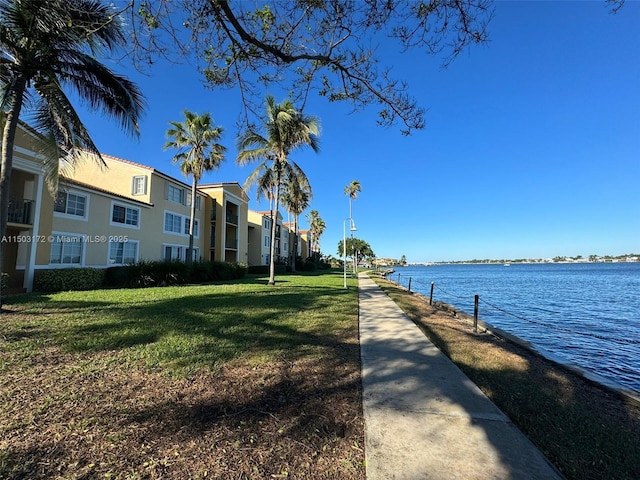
left=55, top=53, right=144, bottom=137
left=164, top=110, right=226, bottom=183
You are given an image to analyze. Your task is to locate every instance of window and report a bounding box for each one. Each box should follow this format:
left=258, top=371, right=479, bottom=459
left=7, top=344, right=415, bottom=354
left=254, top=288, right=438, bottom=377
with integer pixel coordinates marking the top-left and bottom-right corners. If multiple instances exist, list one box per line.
left=112, top=204, right=139, bottom=227
left=132, top=176, right=147, bottom=195
left=164, top=245, right=184, bottom=261
left=54, top=191, right=86, bottom=217
left=167, top=184, right=184, bottom=204
left=109, top=241, right=138, bottom=265
left=49, top=235, right=83, bottom=264
left=264, top=235, right=270, bottom=247
left=184, top=218, right=199, bottom=237
left=186, top=192, right=202, bottom=210
left=264, top=219, right=270, bottom=229
left=164, top=212, right=182, bottom=233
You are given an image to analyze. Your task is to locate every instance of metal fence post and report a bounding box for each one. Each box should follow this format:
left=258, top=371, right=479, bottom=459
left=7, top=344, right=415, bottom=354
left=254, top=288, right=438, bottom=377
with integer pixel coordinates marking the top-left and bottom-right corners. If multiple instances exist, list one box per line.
left=429, top=282, right=434, bottom=305
left=474, top=294, right=479, bottom=333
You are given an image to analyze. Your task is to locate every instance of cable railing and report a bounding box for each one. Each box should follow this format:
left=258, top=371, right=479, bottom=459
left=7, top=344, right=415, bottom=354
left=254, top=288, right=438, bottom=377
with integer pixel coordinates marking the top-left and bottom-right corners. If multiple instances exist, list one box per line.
left=386, top=272, right=640, bottom=346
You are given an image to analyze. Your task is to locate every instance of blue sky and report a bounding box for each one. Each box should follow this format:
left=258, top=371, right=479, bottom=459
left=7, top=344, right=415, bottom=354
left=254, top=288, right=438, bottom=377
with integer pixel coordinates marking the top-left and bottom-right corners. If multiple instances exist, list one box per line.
left=74, top=1, right=639, bottom=263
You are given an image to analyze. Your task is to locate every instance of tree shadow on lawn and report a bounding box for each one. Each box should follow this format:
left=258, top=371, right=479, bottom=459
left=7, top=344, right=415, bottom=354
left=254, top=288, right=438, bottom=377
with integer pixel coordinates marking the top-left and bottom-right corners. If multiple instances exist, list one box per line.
left=60, top=287, right=353, bottom=367
left=0, top=352, right=365, bottom=479
left=2, top=282, right=356, bottom=370
left=0, top=284, right=364, bottom=479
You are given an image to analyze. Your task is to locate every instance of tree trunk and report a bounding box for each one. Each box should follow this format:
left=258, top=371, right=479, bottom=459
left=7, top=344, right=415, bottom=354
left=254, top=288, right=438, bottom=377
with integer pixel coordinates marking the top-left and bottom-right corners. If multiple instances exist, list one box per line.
left=291, top=213, right=298, bottom=273
left=187, top=178, right=197, bottom=265
left=0, top=77, right=27, bottom=310
left=268, top=166, right=282, bottom=285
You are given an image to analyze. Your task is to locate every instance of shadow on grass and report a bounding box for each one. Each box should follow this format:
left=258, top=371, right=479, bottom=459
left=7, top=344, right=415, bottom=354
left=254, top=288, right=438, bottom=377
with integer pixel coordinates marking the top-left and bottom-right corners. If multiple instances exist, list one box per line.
left=0, top=274, right=364, bottom=479
left=3, top=278, right=355, bottom=371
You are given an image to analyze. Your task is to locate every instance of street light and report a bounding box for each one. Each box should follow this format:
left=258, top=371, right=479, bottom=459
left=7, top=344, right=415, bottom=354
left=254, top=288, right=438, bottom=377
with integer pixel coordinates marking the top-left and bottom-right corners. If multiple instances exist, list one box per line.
left=343, top=217, right=357, bottom=288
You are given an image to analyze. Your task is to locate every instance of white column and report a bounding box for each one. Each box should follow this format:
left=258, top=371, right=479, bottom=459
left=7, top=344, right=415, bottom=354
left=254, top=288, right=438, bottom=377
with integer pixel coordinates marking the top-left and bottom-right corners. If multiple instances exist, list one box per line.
left=23, top=172, right=44, bottom=292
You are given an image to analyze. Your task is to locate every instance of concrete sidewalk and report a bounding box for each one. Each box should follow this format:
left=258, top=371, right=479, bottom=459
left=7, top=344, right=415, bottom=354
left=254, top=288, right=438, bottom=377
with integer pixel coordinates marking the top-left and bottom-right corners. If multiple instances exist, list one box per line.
left=358, top=273, right=564, bottom=480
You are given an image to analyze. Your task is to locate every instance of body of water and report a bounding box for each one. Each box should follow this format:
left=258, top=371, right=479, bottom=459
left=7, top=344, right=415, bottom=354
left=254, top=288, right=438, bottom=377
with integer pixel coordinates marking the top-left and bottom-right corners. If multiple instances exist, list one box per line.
left=391, top=262, right=640, bottom=394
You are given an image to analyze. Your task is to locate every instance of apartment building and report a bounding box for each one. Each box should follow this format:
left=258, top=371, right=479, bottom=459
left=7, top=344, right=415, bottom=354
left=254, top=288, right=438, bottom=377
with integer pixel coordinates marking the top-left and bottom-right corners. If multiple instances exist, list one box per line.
left=298, top=229, right=312, bottom=261
left=57, top=153, right=211, bottom=265
left=3, top=123, right=48, bottom=290
left=3, top=122, right=313, bottom=291
left=199, top=183, right=249, bottom=264
left=247, top=209, right=289, bottom=266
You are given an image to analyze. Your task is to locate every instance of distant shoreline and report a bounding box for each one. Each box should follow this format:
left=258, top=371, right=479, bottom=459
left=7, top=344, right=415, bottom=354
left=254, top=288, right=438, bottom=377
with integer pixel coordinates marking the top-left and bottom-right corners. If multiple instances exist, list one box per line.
left=406, top=254, right=639, bottom=266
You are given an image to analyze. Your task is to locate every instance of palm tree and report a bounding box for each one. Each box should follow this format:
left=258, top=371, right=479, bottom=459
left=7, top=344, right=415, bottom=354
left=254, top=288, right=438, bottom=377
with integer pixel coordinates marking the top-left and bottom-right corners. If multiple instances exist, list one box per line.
left=164, top=110, right=226, bottom=264
left=344, top=180, right=361, bottom=220
left=280, top=173, right=312, bottom=272
left=344, top=180, right=361, bottom=271
left=0, top=0, right=143, bottom=302
left=306, top=209, right=325, bottom=263
left=237, top=95, right=320, bottom=285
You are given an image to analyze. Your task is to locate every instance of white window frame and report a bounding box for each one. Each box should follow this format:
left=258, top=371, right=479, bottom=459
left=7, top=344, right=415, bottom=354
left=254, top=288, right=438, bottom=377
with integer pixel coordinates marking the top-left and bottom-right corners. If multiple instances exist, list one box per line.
left=163, top=244, right=186, bottom=262
left=166, top=184, right=185, bottom=204
left=110, top=201, right=141, bottom=229
left=184, top=218, right=200, bottom=238
left=164, top=211, right=183, bottom=235
left=131, top=175, right=147, bottom=195
left=186, top=192, right=202, bottom=211
left=108, top=240, right=139, bottom=265
left=53, top=190, right=89, bottom=221
left=49, top=232, right=85, bottom=266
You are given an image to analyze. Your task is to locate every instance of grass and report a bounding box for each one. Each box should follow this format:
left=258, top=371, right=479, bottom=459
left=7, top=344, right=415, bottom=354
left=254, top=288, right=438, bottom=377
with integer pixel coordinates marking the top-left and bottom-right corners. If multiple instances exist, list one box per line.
left=372, top=275, right=640, bottom=480
left=0, top=271, right=364, bottom=479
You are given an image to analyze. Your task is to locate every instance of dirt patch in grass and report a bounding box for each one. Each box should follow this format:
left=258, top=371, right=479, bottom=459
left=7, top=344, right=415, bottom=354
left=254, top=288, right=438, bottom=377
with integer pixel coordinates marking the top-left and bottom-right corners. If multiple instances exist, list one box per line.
left=0, top=316, right=364, bottom=479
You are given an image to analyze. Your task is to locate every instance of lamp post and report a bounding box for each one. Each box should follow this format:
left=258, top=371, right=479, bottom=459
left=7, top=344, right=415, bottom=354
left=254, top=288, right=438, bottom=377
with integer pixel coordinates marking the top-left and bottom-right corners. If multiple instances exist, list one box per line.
left=343, top=217, right=357, bottom=288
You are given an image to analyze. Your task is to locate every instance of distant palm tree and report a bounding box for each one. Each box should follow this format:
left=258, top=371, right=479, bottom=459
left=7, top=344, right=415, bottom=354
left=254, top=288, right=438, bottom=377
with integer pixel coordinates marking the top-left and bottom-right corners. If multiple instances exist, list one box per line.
left=280, top=174, right=312, bottom=272
left=306, top=209, right=325, bottom=262
left=344, top=180, right=361, bottom=220
left=344, top=180, right=361, bottom=271
left=164, top=111, right=226, bottom=264
left=237, top=95, right=320, bottom=285
left=0, top=0, right=144, bottom=303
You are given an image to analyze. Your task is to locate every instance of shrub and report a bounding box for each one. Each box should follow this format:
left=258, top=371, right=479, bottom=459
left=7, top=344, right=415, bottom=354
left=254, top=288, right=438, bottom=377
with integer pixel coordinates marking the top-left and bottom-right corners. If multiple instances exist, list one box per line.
left=35, top=268, right=105, bottom=292
left=104, top=260, right=189, bottom=288
left=104, top=260, right=247, bottom=288
left=248, top=265, right=269, bottom=275
left=300, top=258, right=317, bottom=271
left=1, top=272, right=9, bottom=291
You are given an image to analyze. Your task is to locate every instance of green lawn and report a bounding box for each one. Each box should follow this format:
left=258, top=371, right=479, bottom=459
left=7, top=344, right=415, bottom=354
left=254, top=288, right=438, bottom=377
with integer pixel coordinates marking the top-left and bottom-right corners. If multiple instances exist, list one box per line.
left=0, top=271, right=364, bottom=479
left=1, top=272, right=358, bottom=375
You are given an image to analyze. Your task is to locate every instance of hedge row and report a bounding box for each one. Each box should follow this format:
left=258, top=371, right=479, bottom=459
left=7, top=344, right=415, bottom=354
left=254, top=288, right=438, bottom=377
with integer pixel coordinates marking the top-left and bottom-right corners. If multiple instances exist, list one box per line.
left=34, top=260, right=247, bottom=292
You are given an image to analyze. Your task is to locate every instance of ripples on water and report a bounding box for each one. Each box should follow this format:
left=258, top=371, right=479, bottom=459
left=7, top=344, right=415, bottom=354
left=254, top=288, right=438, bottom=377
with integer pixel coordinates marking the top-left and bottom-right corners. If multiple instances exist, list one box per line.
left=394, top=263, right=640, bottom=393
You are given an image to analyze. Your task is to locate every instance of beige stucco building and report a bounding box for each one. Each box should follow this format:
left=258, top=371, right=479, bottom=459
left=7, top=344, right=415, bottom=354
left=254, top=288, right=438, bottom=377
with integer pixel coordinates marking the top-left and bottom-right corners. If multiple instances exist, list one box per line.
left=3, top=122, right=315, bottom=291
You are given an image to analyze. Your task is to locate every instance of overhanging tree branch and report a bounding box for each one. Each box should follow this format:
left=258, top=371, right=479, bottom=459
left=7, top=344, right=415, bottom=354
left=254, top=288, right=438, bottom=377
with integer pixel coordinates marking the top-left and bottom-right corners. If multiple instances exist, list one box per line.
left=128, top=0, right=495, bottom=134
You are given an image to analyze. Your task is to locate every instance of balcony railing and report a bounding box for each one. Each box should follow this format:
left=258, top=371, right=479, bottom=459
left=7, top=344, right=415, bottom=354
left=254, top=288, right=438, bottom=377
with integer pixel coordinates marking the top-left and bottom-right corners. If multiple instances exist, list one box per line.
left=226, top=212, right=238, bottom=225
left=8, top=197, right=34, bottom=225
left=225, top=238, right=238, bottom=249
